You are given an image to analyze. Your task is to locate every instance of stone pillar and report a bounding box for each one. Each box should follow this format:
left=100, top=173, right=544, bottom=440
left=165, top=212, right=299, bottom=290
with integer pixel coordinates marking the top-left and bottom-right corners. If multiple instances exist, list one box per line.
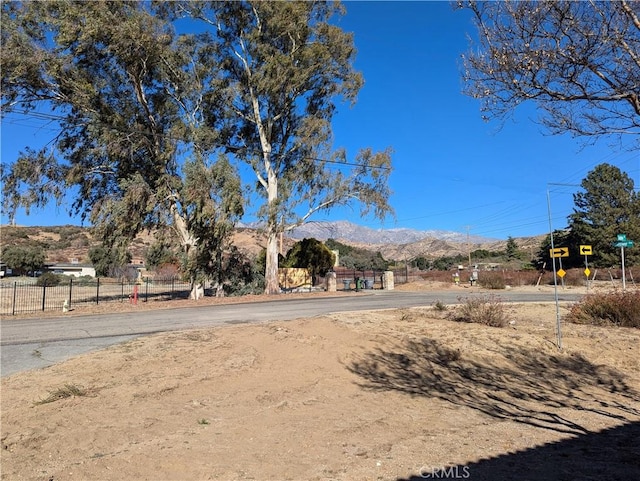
left=325, top=271, right=337, bottom=292
left=382, top=271, right=394, bottom=290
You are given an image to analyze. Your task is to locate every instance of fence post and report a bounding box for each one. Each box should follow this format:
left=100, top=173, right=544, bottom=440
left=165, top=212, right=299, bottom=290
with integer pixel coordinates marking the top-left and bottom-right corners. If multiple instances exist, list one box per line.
left=145, top=277, right=149, bottom=302
left=12, top=281, right=17, bottom=316
left=121, top=279, right=124, bottom=302
left=68, top=277, right=73, bottom=310
left=42, top=282, right=47, bottom=312
left=96, top=277, right=100, bottom=305
left=171, top=277, right=175, bottom=299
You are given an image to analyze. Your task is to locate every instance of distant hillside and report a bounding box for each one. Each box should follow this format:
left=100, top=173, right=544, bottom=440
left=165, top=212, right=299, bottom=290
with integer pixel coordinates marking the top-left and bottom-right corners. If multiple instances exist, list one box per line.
left=0, top=225, right=283, bottom=264
left=365, top=234, right=546, bottom=262
left=1, top=223, right=546, bottom=264
left=287, top=220, right=545, bottom=262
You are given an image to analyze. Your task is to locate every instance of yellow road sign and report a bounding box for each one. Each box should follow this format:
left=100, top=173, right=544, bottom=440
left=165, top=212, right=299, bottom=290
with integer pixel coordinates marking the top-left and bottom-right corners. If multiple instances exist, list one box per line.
left=584, top=268, right=591, bottom=277
left=580, top=245, right=592, bottom=255
left=557, top=269, right=566, bottom=278
left=550, top=247, right=569, bottom=258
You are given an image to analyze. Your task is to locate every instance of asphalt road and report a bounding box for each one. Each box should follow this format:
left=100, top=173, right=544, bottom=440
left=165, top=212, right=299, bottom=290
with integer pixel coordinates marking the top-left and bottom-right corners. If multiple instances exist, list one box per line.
left=1, top=289, right=582, bottom=377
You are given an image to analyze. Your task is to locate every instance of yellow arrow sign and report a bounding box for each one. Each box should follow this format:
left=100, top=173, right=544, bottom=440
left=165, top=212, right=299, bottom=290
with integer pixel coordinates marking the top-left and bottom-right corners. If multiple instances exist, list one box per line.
left=550, top=247, right=569, bottom=258
left=580, top=245, right=592, bottom=255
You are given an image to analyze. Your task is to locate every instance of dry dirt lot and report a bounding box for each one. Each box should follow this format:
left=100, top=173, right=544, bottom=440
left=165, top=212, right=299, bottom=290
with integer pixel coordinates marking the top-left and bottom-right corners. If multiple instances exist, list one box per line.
left=2, top=282, right=640, bottom=481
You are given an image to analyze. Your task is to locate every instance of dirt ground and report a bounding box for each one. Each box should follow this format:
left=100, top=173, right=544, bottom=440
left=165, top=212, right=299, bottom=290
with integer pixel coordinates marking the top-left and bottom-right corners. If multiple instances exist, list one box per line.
left=2, top=281, right=640, bottom=481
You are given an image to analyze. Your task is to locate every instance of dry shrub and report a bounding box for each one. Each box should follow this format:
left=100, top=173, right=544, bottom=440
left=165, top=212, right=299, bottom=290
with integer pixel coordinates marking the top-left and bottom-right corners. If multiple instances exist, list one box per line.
left=448, top=295, right=508, bottom=327
left=478, top=272, right=506, bottom=289
left=561, top=269, right=588, bottom=287
left=34, top=384, right=88, bottom=405
left=432, top=299, right=448, bottom=311
left=565, top=290, right=640, bottom=328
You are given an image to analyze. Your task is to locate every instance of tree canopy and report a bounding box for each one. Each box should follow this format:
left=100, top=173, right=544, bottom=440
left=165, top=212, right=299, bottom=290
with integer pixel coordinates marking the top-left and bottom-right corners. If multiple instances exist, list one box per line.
left=1, top=1, right=393, bottom=296
left=283, top=238, right=335, bottom=285
left=568, top=163, right=640, bottom=267
left=2, top=245, right=46, bottom=276
left=461, top=0, right=640, bottom=145
left=1, top=1, right=246, bottom=296
left=165, top=1, right=393, bottom=293
left=325, top=238, right=389, bottom=271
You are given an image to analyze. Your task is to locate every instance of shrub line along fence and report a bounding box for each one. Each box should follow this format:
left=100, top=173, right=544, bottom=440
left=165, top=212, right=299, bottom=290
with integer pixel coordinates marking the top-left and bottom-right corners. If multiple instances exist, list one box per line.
left=0, top=278, right=192, bottom=316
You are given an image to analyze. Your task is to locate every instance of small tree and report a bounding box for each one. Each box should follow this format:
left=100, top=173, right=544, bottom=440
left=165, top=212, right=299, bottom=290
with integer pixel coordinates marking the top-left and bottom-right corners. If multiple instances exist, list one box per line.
left=88, top=245, right=132, bottom=278
left=284, top=238, right=336, bottom=286
left=325, top=238, right=389, bottom=271
left=2, top=245, right=45, bottom=276
left=505, top=237, right=518, bottom=260
left=145, top=239, right=179, bottom=271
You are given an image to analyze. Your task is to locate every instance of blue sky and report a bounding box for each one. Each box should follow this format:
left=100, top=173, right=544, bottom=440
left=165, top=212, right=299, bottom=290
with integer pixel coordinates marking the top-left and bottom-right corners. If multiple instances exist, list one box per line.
left=2, top=1, right=638, bottom=240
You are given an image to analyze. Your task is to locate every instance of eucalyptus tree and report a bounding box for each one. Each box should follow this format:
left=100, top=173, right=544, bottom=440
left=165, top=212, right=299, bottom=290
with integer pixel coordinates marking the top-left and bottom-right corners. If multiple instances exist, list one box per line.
left=460, top=0, right=640, bottom=145
left=170, top=1, right=394, bottom=294
left=1, top=1, right=243, bottom=297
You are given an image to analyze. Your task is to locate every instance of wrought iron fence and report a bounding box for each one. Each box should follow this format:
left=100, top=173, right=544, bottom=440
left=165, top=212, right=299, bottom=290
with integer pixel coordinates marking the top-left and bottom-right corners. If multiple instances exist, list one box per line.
left=332, top=268, right=412, bottom=290
left=0, top=277, right=192, bottom=316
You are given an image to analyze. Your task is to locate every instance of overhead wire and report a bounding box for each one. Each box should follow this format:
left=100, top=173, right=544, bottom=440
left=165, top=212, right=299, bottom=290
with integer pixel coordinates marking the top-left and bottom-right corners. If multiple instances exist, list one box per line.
left=5, top=108, right=637, bottom=238
left=4, top=108, right=391, bottom=171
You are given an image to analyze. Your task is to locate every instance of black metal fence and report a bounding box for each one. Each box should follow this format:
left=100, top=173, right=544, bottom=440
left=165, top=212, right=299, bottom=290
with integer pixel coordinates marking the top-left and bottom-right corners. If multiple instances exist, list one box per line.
left=332, top=268, right=412, bottom=290
left=0, top=277, right=192, bottom=316
left=1, top=268, right=415, bottom=316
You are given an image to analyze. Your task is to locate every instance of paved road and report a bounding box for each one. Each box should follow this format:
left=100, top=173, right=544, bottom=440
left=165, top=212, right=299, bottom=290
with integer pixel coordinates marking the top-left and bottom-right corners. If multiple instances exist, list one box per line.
left=1, top=289, right=581, bottom=377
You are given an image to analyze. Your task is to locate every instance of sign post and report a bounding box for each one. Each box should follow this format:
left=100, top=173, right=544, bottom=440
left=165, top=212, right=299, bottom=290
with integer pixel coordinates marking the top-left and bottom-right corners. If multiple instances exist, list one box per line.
left=549, top=247, right=569, bottom=284
left=614, top=235, right=635, bottom=291
left=579, top=245, right=592, bottom=290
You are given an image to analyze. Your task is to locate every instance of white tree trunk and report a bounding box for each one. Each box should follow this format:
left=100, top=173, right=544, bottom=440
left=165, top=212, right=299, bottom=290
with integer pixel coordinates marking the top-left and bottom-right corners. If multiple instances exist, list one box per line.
left=170, top=202, right=201, bottom=300
left=264, top=169, right=280, bottom=295
left=265, top=229, right=280, bottom=294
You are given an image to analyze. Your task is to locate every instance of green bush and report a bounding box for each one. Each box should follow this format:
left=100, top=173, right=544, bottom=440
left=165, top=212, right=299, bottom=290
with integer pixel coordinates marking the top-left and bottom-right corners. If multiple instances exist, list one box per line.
left=448, top=295, right=508, bottom=327
left=74, top=275, right=96, bottom=286
left=36, top=272, right=64, bottom=286
left=565, top=290, right=640, bottom=328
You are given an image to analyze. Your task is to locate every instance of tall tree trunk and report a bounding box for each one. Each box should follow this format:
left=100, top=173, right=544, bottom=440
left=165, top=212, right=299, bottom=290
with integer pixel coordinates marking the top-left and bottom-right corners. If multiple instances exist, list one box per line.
left=264, top=169, right=280, bottom=294
left=215, top=249, right=225, bottom=298
left=265, top=229, right=280, bottom=294
left=170, top=202, right=201, bottom=299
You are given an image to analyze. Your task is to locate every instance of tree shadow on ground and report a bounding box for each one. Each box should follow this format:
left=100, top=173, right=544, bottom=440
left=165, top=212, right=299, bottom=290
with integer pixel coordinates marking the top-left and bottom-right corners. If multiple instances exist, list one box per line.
left=348, top=337, right=640, bottom=435
left=397, top=421, right=640, bottom=481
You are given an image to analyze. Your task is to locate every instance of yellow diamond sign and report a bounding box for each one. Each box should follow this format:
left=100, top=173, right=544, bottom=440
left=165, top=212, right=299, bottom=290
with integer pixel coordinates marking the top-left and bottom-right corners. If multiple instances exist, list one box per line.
left=584, top=268, right=591, bottom=277
left=557, top=269, right=566, bottom=278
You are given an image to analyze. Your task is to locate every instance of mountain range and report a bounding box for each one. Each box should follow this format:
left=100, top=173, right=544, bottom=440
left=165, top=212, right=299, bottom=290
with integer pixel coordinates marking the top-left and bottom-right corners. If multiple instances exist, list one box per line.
left=287, top=220, right=494, bottom=244
left=287, top=220, right=545, bottom=261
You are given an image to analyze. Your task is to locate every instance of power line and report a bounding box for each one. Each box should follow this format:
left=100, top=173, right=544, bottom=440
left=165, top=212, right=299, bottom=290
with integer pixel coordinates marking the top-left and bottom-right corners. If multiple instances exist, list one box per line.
left=4, top=109, right=391, bottom=170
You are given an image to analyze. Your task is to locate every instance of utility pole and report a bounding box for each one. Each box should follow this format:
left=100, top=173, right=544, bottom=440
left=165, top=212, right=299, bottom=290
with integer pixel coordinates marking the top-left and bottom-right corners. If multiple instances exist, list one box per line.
left=547, top=187, right=562, bottom=350
left=546, top=182, right=581, bottom=350
left=465, top=225, right=472, bottom=268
